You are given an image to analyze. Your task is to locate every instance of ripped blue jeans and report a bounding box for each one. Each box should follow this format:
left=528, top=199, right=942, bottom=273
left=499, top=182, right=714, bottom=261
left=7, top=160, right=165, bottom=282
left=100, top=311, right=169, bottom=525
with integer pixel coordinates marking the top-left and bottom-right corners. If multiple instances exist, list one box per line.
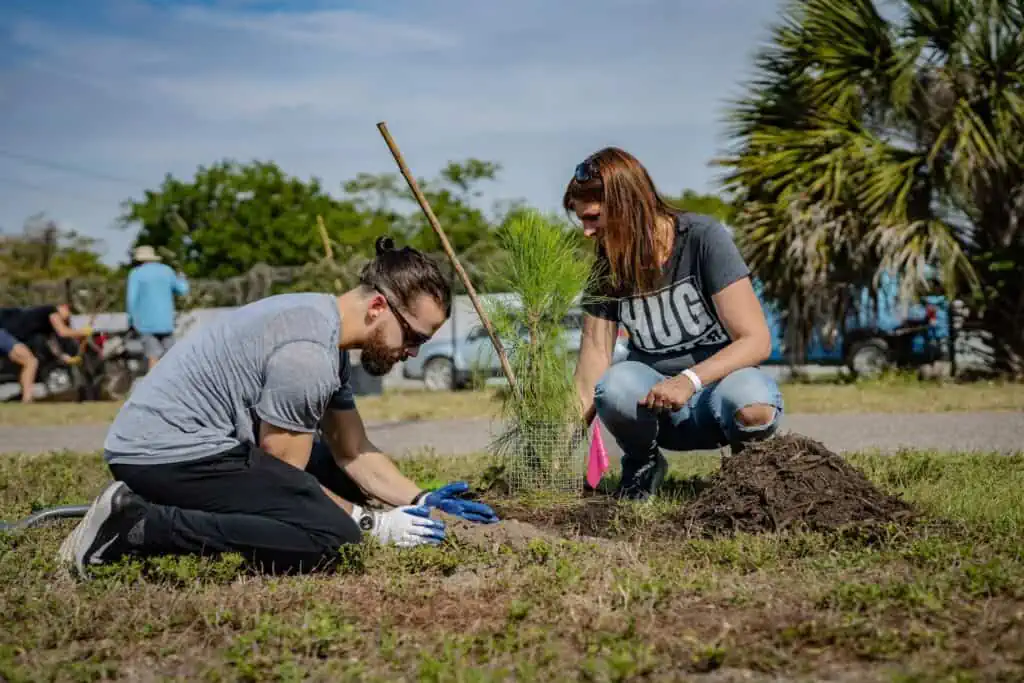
left=594, top=361, right=784, bottom=458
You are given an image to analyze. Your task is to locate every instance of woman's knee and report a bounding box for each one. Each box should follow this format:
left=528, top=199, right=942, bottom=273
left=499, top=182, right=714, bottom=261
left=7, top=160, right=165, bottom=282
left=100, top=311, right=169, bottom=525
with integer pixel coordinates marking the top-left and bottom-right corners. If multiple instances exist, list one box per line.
left=712, top=367, right=783, bottom=439
left=736, top=403, right=777, bottom=428
left=594, top=361, right=663, bottom=421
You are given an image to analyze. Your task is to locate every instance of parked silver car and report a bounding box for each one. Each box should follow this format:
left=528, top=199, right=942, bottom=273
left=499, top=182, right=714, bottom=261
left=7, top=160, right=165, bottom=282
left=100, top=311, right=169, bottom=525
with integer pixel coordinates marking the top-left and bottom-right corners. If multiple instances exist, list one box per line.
left=403, top=308, right=631, bottom=391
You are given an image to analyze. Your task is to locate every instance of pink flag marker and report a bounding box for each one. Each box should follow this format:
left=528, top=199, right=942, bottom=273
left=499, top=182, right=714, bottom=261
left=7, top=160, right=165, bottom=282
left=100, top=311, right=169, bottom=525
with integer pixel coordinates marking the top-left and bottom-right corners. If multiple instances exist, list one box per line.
left=586, top=420, right=610, bottom=489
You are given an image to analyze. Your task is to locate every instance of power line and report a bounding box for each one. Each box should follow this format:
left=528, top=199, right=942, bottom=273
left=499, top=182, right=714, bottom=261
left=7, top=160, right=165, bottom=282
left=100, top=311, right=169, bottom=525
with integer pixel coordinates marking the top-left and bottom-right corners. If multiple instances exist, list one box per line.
left=0, top=149, right=139, bottom=186
left=0, top=175, right=121, bottom=206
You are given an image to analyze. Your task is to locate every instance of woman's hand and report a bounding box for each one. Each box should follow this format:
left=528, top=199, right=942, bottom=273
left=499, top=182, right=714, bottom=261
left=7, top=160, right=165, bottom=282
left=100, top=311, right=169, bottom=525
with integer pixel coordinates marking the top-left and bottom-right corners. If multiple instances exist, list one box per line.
left=639, top=375, right=695, bottom=412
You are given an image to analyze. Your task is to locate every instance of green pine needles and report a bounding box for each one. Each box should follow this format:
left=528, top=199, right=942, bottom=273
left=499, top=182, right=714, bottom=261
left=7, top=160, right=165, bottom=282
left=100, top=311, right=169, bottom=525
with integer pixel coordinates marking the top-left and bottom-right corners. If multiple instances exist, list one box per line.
left=484, top=209, right=597, bottom=493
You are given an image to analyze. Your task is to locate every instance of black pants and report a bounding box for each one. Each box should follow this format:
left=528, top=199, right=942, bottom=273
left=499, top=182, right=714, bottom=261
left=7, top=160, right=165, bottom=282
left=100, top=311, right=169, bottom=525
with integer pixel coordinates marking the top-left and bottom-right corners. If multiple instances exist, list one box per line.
left=109, top=440, right=370, bottom=574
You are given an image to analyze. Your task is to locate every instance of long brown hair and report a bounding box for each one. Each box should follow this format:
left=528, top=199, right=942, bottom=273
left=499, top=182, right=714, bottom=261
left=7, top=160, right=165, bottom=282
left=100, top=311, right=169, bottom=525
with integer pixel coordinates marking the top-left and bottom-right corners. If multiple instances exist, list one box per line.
left=562, top=147, right=677, bottom=295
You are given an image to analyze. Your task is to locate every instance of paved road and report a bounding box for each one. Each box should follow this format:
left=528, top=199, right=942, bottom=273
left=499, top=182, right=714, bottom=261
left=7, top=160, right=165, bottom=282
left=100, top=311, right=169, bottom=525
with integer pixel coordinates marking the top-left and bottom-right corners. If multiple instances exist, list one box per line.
left=1, top=411, right=1021, bottom=457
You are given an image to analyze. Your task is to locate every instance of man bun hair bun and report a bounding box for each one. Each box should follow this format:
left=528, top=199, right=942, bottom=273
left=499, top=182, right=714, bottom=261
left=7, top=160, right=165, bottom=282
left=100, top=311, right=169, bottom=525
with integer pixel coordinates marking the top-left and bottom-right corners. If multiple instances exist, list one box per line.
left=360, top=234, right=452, bottom=316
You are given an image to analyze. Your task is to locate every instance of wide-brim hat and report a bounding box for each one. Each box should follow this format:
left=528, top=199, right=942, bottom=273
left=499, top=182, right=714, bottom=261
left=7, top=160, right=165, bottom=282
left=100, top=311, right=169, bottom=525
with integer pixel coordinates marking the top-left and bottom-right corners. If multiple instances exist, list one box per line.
left=133, top=245, right=161, bottom=262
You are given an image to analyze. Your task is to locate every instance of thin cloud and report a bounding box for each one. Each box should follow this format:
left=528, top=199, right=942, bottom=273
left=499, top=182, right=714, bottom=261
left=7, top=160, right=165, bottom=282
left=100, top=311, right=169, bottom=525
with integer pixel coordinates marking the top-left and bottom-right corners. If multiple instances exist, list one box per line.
left=175, top=5, right=461, bottom=54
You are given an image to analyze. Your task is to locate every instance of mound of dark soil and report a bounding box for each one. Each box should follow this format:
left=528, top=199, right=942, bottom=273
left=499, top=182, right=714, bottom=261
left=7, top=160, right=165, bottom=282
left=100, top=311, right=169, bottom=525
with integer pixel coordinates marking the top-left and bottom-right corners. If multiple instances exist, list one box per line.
left=682, top=432, right=916, bottom=536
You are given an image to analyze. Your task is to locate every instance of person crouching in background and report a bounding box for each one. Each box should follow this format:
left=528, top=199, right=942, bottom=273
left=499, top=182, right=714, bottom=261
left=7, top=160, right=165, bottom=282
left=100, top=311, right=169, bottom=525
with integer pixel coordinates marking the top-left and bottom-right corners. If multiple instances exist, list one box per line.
left=0, top=301, right=91, bottom=403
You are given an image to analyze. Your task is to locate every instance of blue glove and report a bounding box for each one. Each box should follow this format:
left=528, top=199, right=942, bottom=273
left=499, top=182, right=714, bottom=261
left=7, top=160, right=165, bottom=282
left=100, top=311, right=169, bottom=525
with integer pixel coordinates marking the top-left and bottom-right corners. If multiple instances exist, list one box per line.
left=415, top=481, right=499, bottom=524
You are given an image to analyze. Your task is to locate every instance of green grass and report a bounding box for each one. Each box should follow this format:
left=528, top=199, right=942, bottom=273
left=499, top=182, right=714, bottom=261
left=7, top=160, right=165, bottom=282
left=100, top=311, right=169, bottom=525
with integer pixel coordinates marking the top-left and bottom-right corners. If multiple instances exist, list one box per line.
left=1, top=379, right=1020, bottom=428
left=1, top=449, right=1023, bottom=681
left=779, top=376, right=1024, bottom=414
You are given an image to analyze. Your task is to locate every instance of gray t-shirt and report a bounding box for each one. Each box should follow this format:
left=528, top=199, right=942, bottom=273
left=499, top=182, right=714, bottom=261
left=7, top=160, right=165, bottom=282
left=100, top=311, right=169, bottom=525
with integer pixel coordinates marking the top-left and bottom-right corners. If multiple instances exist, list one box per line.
left=104, top=292, right=356, bottom=466
left=582, top=212, right=751, bottom=376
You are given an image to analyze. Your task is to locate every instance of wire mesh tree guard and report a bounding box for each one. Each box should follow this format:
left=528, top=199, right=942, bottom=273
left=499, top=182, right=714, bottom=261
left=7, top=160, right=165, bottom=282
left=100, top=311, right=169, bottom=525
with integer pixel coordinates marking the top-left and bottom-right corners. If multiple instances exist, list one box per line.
left=491, top=419, right=589, bottom=495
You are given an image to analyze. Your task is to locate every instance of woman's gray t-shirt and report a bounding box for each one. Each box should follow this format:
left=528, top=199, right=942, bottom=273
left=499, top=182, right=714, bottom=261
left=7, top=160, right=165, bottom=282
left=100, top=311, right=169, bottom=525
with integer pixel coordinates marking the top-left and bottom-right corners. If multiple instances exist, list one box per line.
left=582, top=212, right=751, bottom=376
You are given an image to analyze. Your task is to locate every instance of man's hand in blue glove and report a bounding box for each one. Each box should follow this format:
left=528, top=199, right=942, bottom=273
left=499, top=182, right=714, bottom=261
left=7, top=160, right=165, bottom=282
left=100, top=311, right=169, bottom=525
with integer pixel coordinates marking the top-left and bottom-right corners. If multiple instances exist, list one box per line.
left=414, top=481, right=499, bottom=524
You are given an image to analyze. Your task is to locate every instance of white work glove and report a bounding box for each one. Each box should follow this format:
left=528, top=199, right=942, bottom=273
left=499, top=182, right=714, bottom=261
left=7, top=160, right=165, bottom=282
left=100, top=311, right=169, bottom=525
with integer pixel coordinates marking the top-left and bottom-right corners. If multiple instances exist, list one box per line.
left=349, top=504, right=446, bottom=548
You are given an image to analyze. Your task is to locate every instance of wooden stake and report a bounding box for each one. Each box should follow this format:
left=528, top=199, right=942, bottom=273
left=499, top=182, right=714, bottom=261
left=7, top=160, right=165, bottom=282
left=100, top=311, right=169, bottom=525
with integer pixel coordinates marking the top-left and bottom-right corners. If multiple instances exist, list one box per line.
left=316, top=214, right=333, bottom=261
left=375, top=121, right=519, bottom=397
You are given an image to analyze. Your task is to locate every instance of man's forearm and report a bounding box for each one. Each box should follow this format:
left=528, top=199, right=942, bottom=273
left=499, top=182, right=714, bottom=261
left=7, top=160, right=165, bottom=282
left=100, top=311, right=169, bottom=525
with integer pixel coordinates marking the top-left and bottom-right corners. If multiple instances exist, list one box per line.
left=339, top=443, right=423, bottom=507
left=320, top=484, right=354, bottom=514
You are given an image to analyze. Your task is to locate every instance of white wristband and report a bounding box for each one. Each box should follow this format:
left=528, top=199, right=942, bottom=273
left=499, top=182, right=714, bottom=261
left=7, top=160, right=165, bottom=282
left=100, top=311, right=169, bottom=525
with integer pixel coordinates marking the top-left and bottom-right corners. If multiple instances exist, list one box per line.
left=681, top=368, right=703, bottom=393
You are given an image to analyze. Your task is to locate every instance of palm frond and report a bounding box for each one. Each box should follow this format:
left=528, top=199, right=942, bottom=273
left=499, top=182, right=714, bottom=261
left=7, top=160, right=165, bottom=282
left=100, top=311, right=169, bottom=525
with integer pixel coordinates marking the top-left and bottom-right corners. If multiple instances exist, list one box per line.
left=717, top=0, right=1024, bottom=372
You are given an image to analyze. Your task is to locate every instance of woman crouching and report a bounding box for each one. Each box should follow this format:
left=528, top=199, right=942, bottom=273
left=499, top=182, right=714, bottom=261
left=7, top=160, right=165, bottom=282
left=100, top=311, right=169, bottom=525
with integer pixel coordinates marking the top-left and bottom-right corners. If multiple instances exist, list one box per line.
left=566, top=147, right=783, bottom=500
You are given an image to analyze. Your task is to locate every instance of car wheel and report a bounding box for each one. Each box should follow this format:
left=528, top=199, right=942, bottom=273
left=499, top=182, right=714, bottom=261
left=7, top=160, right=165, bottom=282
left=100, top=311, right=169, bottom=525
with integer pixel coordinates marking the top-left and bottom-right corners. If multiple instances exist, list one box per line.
left=41, top=366, right=76, bottom=398
left=847, top=339, right=890, bottom=378
left=423, top=357, right=455, bottom=392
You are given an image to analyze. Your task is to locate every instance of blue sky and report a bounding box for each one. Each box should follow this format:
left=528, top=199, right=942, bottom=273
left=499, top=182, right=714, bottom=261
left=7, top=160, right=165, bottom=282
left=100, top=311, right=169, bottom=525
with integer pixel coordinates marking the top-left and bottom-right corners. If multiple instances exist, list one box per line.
left=0, top=0, right=785, bottom=265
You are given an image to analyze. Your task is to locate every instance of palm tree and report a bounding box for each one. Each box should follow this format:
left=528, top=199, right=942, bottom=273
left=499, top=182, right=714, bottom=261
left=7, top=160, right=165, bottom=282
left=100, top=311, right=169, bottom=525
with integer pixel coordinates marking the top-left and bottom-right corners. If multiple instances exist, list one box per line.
left=717, top=0, right=1024, bottom=375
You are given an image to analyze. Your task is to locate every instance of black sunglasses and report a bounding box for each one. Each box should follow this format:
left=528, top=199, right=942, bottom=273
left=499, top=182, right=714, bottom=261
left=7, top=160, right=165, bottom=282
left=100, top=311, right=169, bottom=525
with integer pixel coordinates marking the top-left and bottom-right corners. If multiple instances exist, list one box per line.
left=376, top=288, right=432, bottom=347
left=574, top=158, right=599, bottom=183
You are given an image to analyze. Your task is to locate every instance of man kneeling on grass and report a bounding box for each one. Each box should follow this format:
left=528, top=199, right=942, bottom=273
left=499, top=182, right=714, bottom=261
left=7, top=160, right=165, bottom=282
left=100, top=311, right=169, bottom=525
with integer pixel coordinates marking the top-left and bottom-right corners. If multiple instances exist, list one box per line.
left=58, top=237, right=498, bottom=579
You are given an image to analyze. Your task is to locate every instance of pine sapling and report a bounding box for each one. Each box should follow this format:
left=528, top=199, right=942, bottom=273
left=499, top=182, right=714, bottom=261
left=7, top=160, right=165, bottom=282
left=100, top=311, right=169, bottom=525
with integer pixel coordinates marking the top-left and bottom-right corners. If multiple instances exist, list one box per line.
left=484, top=209, right=597, bottom=493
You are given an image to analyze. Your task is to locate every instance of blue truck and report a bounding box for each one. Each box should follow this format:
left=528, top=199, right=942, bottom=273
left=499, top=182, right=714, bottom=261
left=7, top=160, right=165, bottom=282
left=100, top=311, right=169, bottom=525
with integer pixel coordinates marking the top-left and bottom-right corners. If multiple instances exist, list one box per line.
left=755, top=271, right=949, bottom=376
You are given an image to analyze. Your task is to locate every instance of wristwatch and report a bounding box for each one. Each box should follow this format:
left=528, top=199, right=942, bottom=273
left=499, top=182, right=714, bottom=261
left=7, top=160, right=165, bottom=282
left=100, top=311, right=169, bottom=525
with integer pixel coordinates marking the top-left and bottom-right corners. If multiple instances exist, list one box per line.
left=350, top=504, right=376, bottom=532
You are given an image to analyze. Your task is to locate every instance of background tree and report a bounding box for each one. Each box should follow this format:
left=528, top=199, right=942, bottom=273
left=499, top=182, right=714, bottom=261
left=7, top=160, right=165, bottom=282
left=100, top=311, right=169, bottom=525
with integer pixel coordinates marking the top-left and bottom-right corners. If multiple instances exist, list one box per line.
left=666, top=189, right=739, bottom=226
left=0, top=213, right=110, bottom=285
left=121, top=157, right=518, bottom=289
left=718, top=0, right=1024, bottom=374
left=120, top=160, right=369, bottom=279
left=342, top=159, right=513, bottom=293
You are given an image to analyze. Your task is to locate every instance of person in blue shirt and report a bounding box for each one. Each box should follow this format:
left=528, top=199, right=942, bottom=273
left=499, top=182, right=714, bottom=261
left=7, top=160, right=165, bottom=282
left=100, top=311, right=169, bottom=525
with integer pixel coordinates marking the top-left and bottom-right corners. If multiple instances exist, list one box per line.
left=126, top=245, right=189, bottom=369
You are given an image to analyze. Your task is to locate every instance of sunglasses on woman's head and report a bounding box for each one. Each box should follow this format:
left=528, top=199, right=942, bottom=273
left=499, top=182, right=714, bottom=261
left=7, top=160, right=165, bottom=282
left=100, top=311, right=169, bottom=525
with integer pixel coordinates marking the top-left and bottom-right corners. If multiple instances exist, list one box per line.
left=574, top=159, right=599, bottom=183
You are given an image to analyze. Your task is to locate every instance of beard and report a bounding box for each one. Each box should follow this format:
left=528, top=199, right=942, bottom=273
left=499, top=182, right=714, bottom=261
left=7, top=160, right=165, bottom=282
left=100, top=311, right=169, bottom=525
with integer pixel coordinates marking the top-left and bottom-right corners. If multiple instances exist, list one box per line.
left=360, top=325, right=404, bottom=376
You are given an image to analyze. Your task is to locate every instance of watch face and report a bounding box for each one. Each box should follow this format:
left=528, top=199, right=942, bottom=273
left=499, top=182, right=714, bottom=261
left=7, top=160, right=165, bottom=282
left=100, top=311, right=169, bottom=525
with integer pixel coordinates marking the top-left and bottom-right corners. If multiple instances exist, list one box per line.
left=359, top=514, right=374, bottom=531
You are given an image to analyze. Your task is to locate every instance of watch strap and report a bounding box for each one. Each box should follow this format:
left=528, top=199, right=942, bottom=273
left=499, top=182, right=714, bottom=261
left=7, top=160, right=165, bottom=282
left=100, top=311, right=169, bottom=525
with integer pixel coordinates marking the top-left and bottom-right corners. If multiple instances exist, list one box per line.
left=349, top=504, right=376, bottom=533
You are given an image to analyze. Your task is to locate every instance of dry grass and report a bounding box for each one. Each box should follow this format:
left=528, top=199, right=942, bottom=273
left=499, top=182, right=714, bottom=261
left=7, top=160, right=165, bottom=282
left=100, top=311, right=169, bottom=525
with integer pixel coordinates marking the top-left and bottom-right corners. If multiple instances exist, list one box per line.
left=0, top=389, right=504, bottom=428
left=1, top=448, right=1022, bottom=681
left=781, top=378, right=1024, bottom=414
left=1, top=379, right=1020, bottom=428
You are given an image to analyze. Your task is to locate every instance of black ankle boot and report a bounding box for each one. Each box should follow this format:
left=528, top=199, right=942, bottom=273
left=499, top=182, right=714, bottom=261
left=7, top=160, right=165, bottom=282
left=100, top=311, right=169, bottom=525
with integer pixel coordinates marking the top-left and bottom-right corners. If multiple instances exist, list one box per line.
left=614, top=449, right=668, bottom=501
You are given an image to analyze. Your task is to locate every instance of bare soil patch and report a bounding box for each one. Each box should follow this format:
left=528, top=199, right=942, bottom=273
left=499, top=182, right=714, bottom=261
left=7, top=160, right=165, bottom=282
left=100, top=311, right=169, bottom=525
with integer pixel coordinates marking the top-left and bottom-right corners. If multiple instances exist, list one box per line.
left=486, top=496, right=624, bottom=538
left=434, top=510, right=563, bottom=552
left=486, top=433, right=917, bottom=543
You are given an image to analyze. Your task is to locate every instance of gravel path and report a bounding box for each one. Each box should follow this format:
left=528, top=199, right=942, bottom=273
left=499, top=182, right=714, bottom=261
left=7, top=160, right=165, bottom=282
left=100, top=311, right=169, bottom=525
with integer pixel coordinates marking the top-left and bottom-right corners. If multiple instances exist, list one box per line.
left=0, top=411, right=1021, bottom=457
